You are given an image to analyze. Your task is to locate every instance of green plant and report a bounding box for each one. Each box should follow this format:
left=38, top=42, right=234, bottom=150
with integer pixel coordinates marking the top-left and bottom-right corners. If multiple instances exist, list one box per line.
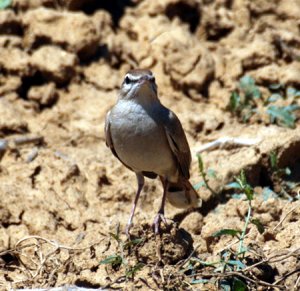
left=0, top=0, right=11, bottom=9
left=183, top=171, right=265, bottom=290
left=267, top=105, right=300, bottom=128
left=100, top=229, right=144, bottom=279
left=228, top=76, right=300, bottom=128
left=269, top=151, right=291, bottom=177
left=194, top=153, right=217, bottom=195
left=228, top=75, right=261, bottom=122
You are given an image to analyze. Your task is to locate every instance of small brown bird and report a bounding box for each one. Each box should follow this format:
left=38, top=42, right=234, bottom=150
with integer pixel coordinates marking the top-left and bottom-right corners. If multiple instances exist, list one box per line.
left=105, top=69, right=201, bottom=236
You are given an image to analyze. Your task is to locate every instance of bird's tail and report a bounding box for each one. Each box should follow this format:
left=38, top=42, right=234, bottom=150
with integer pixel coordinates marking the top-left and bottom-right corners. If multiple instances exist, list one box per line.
left=166, top=179, right=202, bottom=209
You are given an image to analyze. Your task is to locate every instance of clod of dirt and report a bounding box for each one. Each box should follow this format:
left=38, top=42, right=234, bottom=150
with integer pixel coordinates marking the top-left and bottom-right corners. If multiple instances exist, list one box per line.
left=0, top=35, right=22, bottom=48
left=279, top=62, right=300, bottom=85
left=239, top=38, right=277, bottom=70
left=83, top=62, right=120, bottom=90
left=27, top=82, right=58, bottom=107
left=250, top=64, right=281, bottom=85
left=22, top=209, right=57, bottom=233
left=180, top=212, right=203, bottom=235
left=61, top=0, right=95, bottom=10
left=0, top=75, right=22, bottom=96
left=12, top=0, right=56, bottom=11
left=31, top=45, right=78, bottom=84
left=167, top=42, right=214, bottom=99
left=22, top=8, right=100, bottom=59
left=199, top=3, right=234, bottom=40
left=0, top=9, right=22, bottom=35
left=134, top=223, right=193, bottom=265
left=0, top=48, right=31, bottom=76
left=152, top=27, right=215, bottom=100
left=0, top=99, right=28, bottom=137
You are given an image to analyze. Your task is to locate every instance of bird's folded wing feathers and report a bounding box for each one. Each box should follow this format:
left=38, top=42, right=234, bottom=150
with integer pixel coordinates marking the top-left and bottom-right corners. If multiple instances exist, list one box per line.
left=105, top=111, right=113, bottom=149
left=164, top=111, right=192, bottom=179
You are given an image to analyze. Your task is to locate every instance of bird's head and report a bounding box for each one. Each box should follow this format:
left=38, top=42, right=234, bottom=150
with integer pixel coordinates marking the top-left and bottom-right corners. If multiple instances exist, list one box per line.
left=118, top=69, right=158, bottom=102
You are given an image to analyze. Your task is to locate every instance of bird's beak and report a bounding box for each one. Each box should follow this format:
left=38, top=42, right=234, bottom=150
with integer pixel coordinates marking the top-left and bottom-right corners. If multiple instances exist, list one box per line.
left=138, top=78, right=150, bottom=85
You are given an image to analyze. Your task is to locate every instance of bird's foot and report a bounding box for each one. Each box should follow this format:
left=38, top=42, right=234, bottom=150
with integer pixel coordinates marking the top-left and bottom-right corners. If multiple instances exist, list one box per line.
left=153, top=212, right=168, bottom=235
left=125, top=222, right=132, bottom=239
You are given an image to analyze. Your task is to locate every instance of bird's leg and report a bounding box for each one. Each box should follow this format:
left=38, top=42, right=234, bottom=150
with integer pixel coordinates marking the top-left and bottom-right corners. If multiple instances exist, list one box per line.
left=126, top=173, right=144, bottom=238
left=153, top=177, right=168, bottom=235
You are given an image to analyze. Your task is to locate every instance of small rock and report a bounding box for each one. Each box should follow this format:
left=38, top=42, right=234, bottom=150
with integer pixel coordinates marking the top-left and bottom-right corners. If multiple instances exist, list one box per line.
left=60, top=0, right=95, bottom=10
left=12, top=0, right=55, bottom=11
left=31, top=45, right=77, bottom=84
left=0, top=48, right=31, bottom=76
left=22, top=209, right=57, bottom=233
left=180, top=212, right=204, bottom=235
left=280, top=62, right=300, bottom=85
left=0, top=9, right=22, bottom=35
left=83, top=62, right=120, bottom=90
left=0, top=35, right=22, bottom=48
left=27, top=82, right=58, bottom=107
left=135, top=223, right=193, bottom=265
left=23, top=8, right=100, bottom=59
left=0, top=75, right=22, bottom=96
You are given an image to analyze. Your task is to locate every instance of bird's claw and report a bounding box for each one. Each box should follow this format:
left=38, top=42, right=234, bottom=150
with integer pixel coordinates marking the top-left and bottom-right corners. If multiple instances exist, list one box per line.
left=153, top=212, right=168, bottom=235
left=125, top=223, right=132, bottom=238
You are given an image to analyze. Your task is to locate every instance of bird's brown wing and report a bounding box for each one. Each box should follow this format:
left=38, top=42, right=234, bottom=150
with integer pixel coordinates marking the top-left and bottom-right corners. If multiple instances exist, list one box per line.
left=164, top=111, right=192, bottom=179
left=105, top=111, right=116, bottom=155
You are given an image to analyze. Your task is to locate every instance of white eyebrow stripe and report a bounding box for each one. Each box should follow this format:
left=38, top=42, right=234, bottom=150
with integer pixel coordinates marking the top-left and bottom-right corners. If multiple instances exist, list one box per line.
left=125, top=73, right=154, bottom=81
left=125, top=74, right=141, bottom=81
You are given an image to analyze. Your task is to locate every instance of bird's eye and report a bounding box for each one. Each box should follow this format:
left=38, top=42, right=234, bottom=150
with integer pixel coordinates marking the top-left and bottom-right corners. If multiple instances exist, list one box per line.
left=124, top=76, right=131, bottom=84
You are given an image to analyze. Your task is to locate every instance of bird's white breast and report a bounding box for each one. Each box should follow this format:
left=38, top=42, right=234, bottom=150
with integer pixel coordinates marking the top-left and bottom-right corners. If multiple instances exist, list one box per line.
left=109, top=100, right=177, bottom=179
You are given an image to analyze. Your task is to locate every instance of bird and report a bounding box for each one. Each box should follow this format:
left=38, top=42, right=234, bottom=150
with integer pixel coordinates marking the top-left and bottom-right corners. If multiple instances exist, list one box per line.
left=105, top=69, right=201, bottom=236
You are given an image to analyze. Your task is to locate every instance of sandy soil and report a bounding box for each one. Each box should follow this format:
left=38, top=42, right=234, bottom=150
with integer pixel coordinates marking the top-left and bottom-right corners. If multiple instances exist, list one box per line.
left=0, top=0, right=300, bottom=290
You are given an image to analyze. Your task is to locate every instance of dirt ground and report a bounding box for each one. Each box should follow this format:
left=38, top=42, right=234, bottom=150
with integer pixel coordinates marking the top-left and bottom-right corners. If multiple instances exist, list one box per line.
left=0, top=0, right=300, bottom=290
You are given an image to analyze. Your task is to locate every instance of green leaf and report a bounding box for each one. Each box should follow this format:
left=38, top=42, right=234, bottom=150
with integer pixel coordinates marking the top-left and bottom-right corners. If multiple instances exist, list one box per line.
left=269, top=83, right=282, bottom=90
left=251, top=218, right=265, bottom=234
left=262, top=187, right=278, bottom=201
left=267, top=105, right=297, bottom=128
left=100, top=254, right=123, bottom=266
left=227, top=182, right=242, bottom=189
left=239, top=170, right=247, bottom=186
left=233, top=277, right=247, bottom=291
left=267, top=93, right=282, bottom=103
left=193, top=180, right=206, bottom=190
left=239, top=75, right=261, bottom=99
left=244, top=185, right=254, bottom=201
left=229, top=91, right=241, bottom=112
left=232, top=193, right=245, bottom=200
left=212, top=229, right=241, bottom=238
left=125, top=262, right=144, bottom=278
left=124, top=238, right=144, bottom=248
left=269, top=151, right=278, bottom=170
left=220, top=279, right=231, bottom=291
left=109, top=232, right=121, bottom=243
left=285, top=167, right=291, bottom=175
left=238, top=245, right=248, bottom=255
left=207, top=168, right=217, bottom=178
left=0, top=0, right=11, bottom=9
left=286, top=87, right=300, bottom=98
left=235, top=171, right=254, bottom=200
left=240, top=75, right=255, bottom=87
left=197, top=154, right=204, bottom=173
left=191, top=279, right=210, bottom=284
left=227, top=260, right=246, bottom=269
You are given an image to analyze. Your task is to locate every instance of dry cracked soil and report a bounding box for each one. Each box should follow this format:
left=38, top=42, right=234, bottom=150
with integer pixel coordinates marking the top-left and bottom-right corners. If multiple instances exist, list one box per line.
left=0, top=0, right=300, bottom=290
